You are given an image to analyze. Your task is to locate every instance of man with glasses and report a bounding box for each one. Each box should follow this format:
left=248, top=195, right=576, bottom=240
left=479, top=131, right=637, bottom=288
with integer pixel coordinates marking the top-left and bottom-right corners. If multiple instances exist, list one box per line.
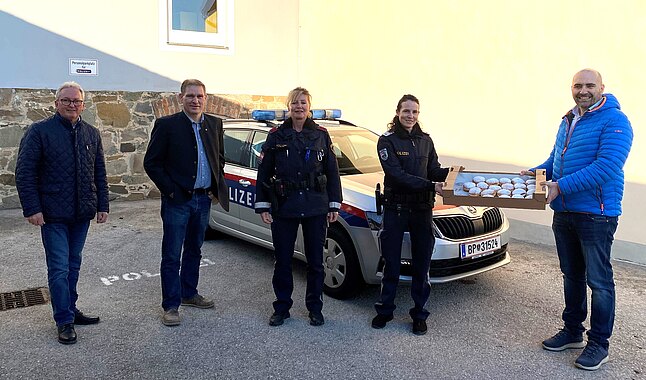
left=144, top=79, right=229, bottom=326
left=15, top=81, right=109, bottom=345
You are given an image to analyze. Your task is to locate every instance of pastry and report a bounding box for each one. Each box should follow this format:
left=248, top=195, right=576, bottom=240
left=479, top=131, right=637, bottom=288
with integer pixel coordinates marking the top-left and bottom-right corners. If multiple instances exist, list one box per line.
left=463, top=182, right=476, bottom=191
left=469, top=187, right=482, bottom=196
left=486, top=178, right=499, bottom=185
left=476, top=182, right=489, bottom=189
left=511, top=177, right=525, bottom=184
left=473, top=176, right=486, bottom=183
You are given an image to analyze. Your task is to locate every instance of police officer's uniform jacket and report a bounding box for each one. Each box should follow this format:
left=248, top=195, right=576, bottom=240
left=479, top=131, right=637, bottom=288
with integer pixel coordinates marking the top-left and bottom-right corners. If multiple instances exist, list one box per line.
left=255, top=117, right=342, bottom=217
left=377, top=124, right=449, bottom=208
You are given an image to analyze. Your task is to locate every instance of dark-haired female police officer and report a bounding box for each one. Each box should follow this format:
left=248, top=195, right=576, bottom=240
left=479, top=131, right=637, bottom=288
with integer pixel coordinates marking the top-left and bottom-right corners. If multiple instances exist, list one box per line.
left=255, top=87, right=342, bottom=327
left=372, top=94, right=448, bottom=335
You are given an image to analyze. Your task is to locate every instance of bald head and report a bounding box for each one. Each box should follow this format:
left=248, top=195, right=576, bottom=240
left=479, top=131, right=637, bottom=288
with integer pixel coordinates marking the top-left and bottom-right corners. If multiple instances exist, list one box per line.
left=571, top=69, right=605, bottom=113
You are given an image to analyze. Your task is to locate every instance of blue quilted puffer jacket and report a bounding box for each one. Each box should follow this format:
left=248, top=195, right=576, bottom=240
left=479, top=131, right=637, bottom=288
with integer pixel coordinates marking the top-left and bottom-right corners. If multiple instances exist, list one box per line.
left=15, top=113, right=109, bottom=223
left=532, top=94, right=633, bottom=216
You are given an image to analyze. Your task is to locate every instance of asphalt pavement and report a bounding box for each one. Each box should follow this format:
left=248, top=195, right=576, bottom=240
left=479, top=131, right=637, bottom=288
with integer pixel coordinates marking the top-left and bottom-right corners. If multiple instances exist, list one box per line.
left=0, top=200, right=644, bottom=380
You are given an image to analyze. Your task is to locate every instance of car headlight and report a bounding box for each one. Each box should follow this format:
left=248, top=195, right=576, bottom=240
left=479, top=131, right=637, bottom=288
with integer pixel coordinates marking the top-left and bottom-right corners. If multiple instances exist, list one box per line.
left=364, top=211, right=382, bottom=231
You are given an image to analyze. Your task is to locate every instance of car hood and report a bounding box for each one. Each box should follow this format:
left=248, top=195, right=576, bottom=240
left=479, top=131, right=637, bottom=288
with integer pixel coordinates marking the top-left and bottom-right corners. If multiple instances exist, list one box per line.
left=340, top=172, right=478, bottom=216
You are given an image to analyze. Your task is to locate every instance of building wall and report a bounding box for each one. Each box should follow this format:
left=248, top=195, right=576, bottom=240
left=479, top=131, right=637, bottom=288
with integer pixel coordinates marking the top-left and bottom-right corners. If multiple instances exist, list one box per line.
left=297, top=0, right=646, bottom=260
left=0, top=0, right=301, bottom=94
left=0, top=88, right=286, bottom=209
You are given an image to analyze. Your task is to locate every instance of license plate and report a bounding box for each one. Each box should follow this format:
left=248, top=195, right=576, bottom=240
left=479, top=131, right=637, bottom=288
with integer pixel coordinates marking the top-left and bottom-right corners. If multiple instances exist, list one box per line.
left=460, top=236, right=501, bottom=260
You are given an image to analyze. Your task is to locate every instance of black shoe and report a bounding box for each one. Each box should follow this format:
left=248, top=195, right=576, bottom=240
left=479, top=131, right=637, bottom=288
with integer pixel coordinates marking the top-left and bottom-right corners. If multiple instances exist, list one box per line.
left=74, top=310, right=100, bottom=325
left=57, top=324, right=77, bottom=345
left=412, top=319, right=427, bottom=335
left=371, top=314, right=393, bottom=329
left=309, top=312, right=325, bottom=326
left=269, top=311, right=290, bottom=327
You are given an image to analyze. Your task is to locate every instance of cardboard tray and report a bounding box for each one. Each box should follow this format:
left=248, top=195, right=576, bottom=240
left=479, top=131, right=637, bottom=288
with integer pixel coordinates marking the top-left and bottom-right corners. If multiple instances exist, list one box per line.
left=441, top=165, right=547, bottom=210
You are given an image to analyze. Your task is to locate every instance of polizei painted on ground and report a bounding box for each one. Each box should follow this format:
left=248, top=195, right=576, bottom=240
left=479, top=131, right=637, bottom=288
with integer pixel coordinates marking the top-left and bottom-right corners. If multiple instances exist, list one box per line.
left=100, top=258, right=216, bottom=286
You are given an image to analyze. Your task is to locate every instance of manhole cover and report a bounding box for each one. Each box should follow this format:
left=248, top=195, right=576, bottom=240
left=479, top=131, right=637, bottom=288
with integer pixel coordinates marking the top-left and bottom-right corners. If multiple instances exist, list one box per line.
left=0, top=287, right=50, bottom=311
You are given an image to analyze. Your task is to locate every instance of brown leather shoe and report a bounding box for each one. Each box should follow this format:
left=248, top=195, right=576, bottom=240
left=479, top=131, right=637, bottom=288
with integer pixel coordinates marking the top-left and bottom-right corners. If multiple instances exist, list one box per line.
left=181, top=294, right=214, bottom=309
left=162, top=308, right=180, bottom=326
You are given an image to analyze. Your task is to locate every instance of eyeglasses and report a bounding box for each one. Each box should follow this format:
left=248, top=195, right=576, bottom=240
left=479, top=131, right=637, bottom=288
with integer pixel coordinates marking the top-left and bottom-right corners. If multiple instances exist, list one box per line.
left=58, top=98, right=84, bottom=106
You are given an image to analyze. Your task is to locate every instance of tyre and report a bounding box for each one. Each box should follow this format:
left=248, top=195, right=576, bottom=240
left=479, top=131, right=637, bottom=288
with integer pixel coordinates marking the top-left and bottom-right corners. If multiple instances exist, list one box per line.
left=323, top=226, right=364, bottom=299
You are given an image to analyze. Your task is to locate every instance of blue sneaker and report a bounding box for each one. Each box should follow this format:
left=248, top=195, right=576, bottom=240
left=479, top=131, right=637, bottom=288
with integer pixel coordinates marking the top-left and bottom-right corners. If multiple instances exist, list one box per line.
left=542, top=329, right=586, bottom=351
left=575, top=341, right=609, bottom=371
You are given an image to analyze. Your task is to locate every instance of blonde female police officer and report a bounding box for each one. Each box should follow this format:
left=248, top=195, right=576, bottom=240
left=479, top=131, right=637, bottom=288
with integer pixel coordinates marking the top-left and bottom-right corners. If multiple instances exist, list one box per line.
left=372, top=94, right=448, bottom=335
left=255, top=87, right=342, bottom=327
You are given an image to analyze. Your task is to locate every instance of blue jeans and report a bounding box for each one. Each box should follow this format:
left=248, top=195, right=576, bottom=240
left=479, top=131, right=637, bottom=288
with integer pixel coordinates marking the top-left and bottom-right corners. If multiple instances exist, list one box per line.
left=552, top=212, right=618, bottom=349
left=160, top=193, right=211, bottom=311
left=270, top=214, right=327, bottom=314
left=41, top=220, right=91, bottom=326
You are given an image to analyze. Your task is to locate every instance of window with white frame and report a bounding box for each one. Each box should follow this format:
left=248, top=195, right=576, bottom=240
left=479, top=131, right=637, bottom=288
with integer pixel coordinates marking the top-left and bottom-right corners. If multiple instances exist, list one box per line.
left=162, top=0, right=234, bottom=50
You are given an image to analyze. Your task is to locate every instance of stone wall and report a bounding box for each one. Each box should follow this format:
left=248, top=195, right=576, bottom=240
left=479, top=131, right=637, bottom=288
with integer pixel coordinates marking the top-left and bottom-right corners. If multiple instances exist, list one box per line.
left=0, top=88, right=286, bottom=210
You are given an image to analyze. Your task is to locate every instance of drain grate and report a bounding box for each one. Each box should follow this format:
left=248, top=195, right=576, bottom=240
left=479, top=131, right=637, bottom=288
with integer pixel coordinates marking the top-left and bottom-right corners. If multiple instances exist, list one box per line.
left=0, top=287, right=50, bottom=311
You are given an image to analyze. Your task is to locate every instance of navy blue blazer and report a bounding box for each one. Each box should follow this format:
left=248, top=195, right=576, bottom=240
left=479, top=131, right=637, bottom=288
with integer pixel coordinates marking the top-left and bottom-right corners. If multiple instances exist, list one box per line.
left=144, top=111, right=229, bottom=211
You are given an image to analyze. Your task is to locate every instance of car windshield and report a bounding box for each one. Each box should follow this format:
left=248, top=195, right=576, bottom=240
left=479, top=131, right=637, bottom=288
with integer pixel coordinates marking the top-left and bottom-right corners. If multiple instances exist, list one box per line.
left=328, top=129, right=382, bottom=175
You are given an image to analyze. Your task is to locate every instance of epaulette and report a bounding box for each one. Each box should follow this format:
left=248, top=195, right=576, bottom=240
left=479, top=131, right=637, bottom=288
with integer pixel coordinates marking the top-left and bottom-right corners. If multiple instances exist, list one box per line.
left=382, top=131, right=393, bottom=136
left=317, top=125, right=327, bottom=131
left=269, top=127, right=279, bottom=133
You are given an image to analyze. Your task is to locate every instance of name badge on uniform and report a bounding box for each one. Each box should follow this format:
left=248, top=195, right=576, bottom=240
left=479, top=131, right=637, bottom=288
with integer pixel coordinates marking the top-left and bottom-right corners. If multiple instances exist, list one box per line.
left=396, top=151, right=409, bottom=156
left=379, top=148, right=388, bottom=161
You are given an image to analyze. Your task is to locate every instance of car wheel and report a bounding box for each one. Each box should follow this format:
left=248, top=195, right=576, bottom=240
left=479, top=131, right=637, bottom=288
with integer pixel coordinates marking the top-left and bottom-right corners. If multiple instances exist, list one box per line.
left=323, top=226, right=363, bottom=299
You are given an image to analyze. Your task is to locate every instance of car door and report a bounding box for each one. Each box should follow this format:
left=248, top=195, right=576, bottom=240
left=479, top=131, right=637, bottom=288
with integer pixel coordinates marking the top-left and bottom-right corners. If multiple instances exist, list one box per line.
left=237, top=130, right=273, bottom=243
left=210, top=128, right=249, bottom=232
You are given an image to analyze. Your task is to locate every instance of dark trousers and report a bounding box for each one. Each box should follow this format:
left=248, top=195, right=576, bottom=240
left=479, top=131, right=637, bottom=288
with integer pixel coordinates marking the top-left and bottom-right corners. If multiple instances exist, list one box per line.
left=375, top=207, right=434, bottom=320
left=270, top=214, right=327, bottom=314
left=41, top=220, right=91, bottom=326
left=159, top=193, right=211, bottom=311
left=552, top=212, right=618, bottom=349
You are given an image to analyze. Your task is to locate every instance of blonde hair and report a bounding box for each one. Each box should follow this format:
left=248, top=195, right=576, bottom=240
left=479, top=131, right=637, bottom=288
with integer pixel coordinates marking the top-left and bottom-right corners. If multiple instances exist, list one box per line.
left=286, top=87, right=312, bottom=118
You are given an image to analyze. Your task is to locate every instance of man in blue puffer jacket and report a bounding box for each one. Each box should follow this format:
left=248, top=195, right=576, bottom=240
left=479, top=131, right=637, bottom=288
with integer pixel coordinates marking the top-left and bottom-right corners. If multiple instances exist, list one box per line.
left=15, top=81, right=109, bottom=345
left=523, top=69, right=633, bottom=371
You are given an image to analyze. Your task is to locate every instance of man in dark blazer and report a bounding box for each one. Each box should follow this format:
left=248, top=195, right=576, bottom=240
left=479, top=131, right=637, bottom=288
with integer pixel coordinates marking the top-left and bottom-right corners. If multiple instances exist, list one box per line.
left=144, top=79, right=229, bottom=326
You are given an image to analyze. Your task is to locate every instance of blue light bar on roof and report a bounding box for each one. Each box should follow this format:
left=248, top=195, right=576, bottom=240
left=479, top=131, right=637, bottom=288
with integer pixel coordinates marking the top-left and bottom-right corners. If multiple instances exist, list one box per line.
left=251, top=109, right=288, bottom=121
left=251, top=109, right=342, bottom=121
left=311, top=109, right=342, bottom=119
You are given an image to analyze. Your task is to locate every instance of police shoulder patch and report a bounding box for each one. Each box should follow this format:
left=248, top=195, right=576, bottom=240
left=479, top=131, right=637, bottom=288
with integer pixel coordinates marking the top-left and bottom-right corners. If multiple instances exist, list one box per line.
left=379, top=148, right=389, bottom=161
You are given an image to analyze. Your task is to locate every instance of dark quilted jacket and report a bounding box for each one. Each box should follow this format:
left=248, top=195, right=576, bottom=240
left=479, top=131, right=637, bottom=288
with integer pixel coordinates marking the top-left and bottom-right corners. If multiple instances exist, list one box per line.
left=15, top=113, right=109, bottom=223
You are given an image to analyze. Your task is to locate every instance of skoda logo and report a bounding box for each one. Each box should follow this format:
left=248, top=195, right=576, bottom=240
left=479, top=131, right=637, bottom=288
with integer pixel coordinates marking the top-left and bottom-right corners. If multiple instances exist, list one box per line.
left=467, top=206, right=477, bottom=215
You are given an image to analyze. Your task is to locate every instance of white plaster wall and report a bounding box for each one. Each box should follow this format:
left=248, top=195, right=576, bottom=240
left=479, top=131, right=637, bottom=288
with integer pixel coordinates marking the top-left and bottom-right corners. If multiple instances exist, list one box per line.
left=298, top=0, right=645, bottom=186
left=297, top=0, right=646, bottom=262
left=0, top=0, right=300, bottom=95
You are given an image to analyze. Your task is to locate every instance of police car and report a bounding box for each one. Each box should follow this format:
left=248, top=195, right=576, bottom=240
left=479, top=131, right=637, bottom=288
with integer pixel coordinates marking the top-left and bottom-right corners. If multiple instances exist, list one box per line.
left=209, top=110, right=510, bottom=299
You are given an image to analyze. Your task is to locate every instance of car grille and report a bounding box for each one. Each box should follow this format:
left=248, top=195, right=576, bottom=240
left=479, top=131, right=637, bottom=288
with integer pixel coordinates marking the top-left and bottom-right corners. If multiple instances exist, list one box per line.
left=399, top=244, right=508, bottom=279
left=433, top=208, right=503, bottom=240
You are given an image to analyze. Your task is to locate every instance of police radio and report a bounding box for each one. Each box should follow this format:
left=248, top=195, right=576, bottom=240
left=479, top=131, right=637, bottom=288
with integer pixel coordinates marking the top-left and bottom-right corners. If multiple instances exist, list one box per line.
left=375, top=183, right=384, bottom=215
